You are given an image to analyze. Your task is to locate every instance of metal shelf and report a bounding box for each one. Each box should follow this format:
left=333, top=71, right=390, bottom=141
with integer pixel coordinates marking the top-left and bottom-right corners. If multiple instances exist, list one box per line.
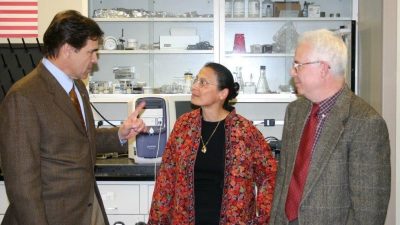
left=98, top=49, right=214, bottom=54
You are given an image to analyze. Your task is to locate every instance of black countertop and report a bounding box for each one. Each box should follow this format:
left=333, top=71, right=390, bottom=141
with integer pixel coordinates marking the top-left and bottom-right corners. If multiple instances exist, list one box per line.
left=0, top=157, right=160, bottom=181
left=95, top=157, right=159, bottom=181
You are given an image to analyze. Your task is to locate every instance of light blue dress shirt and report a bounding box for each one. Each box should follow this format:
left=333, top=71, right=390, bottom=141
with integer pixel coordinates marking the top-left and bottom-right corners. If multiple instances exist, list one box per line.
left=42, top=58, right=87, bottom=127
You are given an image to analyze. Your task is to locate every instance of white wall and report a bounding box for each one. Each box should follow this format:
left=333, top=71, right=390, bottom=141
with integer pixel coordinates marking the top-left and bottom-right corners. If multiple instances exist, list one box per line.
left=382, top=0, right=397, bottom=224
left=358, top=0, right=397, bottom=223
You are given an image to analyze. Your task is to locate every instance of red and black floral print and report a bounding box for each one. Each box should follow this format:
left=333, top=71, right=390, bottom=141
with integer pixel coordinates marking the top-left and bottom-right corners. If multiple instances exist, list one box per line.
left=148, top=109, right=277, bottom=225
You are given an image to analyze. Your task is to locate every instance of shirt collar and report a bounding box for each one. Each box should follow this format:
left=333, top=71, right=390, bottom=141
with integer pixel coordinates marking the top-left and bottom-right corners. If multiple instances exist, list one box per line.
left=42, top=58, right=74, bottom=94
left=317, top=87, right=344, bottom=119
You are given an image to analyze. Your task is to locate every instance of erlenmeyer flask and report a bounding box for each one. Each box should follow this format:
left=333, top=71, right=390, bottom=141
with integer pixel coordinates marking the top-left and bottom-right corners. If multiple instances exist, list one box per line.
left=256, top=66, right=270, bottom=93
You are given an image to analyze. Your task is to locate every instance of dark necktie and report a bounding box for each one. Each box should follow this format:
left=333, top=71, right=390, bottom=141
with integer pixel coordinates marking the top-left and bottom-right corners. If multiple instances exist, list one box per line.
left=69, top=85, right=86, bottom=130
left=285, top=103, right=320, bottom=221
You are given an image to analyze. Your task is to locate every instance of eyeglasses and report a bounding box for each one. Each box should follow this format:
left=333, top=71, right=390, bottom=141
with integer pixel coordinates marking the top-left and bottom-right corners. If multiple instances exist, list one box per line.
left=192, top=77, right=217, bottom=88
left=292, top=61, right=329, bottom=72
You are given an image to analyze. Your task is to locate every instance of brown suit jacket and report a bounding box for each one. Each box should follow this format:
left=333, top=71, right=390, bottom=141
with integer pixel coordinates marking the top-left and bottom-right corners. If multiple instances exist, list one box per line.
left=0, top=62, right=126, bottom=225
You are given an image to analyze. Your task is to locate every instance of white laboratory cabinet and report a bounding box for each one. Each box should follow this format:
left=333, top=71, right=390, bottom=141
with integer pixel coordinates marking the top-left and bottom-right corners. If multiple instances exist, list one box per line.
left=0, top=181, right=155, bottom=224
left=98, top=181, right=155, bottom=224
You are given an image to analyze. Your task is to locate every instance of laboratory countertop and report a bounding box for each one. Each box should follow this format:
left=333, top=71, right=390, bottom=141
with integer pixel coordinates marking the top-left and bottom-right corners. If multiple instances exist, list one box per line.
left=0, top=157, right=160, bottom=181
left=95, top=157, right=159, bottom=181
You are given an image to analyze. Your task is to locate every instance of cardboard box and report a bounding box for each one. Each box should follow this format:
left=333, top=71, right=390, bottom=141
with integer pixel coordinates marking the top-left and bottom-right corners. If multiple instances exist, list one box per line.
left=273, top=2, right=301, bottom=17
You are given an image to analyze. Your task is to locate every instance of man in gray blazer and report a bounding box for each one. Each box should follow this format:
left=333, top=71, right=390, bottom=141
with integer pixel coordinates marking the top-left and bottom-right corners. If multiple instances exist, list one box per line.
left=270, top=29, right=391, bottom=225
left=0, top=10, right=146, bottom=225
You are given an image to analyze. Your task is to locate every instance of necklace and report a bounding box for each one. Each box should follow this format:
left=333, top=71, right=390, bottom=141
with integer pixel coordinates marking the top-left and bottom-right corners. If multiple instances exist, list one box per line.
left=200, top=120, right=221, bottom=154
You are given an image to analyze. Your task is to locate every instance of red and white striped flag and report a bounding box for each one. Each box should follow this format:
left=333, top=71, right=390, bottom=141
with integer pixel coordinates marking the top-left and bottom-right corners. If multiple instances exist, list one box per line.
left=0, top=0, right=38, bottom=38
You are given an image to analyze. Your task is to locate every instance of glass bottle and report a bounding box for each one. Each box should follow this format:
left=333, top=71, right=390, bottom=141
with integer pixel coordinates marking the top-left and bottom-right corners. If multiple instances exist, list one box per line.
left=302, top=1, right=309, bottom=17
left=236, top=67, right=244, bottom=93
left=256, top=66, right=271, bottom=93
left=183, top=71, right=193, bottom=94
left=248, top=0, right=260, bottom=18
left=261, top=0, right=273, bottom=17
left=233, top=0, right=245, bottom=18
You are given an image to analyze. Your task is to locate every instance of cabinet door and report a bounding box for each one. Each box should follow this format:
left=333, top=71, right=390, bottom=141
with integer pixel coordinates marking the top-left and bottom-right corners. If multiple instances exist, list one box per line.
left=88, top=0, right=217, bottom=91
left=222, top=0, right=356, bottom=94
left=97, top=181, right=155, bottom=217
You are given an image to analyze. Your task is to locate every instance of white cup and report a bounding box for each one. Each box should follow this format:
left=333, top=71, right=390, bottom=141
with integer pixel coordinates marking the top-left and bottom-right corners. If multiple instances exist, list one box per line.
left=127, top=39, right=138, bottom=50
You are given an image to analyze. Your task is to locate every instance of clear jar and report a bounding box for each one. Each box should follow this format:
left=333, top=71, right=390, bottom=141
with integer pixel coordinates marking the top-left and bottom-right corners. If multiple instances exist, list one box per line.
left=233, top=0, right=245, bottom=18
left=184, top=72, right=193, bottom=94
left=248, top=0, right=260, bottom=18
left=225, top=0, right=233, bottom=18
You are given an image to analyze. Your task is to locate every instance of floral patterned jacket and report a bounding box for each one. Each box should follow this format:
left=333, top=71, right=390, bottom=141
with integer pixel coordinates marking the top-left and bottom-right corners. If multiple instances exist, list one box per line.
left=148, top=108, right=277, bottom=225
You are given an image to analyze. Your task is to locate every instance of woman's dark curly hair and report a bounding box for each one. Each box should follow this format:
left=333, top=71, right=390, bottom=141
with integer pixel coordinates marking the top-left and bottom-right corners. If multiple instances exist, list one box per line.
left=203, top=62, right=239, bottom=110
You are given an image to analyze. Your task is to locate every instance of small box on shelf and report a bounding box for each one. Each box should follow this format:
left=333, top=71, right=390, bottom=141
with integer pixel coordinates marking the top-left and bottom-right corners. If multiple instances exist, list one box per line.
left=307, top=5, right=321, bottom=18
left=273, top=2, right=301, bottom=17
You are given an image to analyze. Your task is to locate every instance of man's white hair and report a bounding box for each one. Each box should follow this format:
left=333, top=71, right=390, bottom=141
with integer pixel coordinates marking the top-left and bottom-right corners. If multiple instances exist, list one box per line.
left=297, top=29, right=348, bottom=76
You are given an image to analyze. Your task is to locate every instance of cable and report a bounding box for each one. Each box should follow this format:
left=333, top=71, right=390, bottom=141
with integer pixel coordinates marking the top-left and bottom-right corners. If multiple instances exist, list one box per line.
left=265, top=136, right=281, bottom=160
left=265, top=136, right=279, bottom=142
left=154, top=122, right=163, bottom=181
left=90, top=102, right=117, bottom=127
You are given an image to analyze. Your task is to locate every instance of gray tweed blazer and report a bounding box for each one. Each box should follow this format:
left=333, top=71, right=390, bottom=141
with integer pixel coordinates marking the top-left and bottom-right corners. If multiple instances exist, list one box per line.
left=269, top=86, right=391, bottom=225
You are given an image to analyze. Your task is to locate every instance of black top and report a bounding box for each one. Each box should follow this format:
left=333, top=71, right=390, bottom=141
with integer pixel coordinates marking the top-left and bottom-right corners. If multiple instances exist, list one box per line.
left=194, top=119, right=226, bottom=225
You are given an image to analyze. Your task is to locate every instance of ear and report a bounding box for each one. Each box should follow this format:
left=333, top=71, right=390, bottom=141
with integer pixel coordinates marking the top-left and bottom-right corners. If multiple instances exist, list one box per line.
left=219, top=88, right=229, bottom=101
left=320, top=62, right=330, bottom=78
left=60, top=43, right=73, bottom=59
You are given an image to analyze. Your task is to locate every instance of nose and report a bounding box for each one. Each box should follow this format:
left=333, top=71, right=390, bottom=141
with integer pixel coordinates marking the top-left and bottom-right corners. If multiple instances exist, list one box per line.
left=191, top=81, right=200, bottom=92
left=92, top=53, right=98, bottom=63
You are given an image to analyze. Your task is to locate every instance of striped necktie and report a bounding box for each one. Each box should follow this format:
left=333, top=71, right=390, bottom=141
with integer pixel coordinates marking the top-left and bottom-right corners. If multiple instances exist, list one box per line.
left=69, top=84, right=86, bottom=130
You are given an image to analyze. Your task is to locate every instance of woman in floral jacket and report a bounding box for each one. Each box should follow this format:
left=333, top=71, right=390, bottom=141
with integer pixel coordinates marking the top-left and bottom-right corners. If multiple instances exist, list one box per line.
left=148, top=62, right=277, bottom=225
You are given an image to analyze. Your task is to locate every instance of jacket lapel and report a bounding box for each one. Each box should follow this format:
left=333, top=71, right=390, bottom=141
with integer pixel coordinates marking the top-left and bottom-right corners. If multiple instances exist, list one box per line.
left=37, top=63, right=87, bottom=135
left=302, top=86, right=352, bottom=199
left=75, top=79, right=93, bottom=134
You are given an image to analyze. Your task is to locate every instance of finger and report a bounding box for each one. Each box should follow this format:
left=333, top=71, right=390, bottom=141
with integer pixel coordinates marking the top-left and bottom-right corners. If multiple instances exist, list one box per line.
left=130, top=101, right=146, bottom=118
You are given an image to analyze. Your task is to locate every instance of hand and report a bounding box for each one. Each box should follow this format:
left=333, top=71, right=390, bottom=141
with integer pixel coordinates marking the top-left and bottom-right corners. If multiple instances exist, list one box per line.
left=118, top=101, right=147, bottom=141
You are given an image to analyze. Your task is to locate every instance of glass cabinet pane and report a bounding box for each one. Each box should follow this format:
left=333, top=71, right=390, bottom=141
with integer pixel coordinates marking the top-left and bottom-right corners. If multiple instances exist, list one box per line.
left=88, top=0, right=215, bottom=94
left=88, top=0, right=355, bottom=95
left=222, top=0, right=355, bottom=94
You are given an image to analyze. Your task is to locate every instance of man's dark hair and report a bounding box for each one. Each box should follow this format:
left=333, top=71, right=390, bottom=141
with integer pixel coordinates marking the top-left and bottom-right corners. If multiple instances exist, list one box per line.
left=43, top=10, right=104, bottom=58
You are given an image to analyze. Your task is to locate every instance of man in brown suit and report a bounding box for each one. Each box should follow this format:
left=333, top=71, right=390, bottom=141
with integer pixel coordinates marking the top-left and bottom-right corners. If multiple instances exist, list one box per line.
left=0, top=10, right=146, bottom=225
